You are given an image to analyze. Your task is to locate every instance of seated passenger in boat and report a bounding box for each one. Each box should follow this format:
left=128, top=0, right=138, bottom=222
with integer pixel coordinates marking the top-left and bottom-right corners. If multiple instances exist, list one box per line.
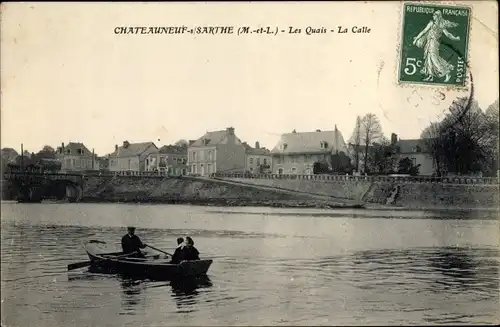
left=182, top=236, right=200, bottom=261
left=121, top=226, right=147, bottom=258
left=170, top=237, right=185, bottom=264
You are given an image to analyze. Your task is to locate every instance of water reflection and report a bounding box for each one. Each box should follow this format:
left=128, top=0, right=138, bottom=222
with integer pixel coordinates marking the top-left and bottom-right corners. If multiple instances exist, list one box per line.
left=119, top=277, right=146, bottom=315
left=169, top=276, right=213, bottom=313
left=427, top=247, right=500, bottom=296
left=348, top=247, right=499, bottom=298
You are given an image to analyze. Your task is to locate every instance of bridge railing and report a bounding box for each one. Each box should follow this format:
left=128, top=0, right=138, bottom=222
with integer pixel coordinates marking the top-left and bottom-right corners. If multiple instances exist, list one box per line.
left=3, top=170, right=180, bottom=179
left=211, top=172, right=500, bottom=185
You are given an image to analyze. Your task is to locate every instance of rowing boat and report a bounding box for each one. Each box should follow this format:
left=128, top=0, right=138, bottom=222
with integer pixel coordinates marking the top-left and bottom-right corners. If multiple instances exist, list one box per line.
left=83, top=241, right=213, bottom=280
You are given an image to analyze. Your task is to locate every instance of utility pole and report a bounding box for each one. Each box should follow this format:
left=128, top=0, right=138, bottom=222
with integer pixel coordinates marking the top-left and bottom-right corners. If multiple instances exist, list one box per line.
left=21, top=143, right=24, bottom=171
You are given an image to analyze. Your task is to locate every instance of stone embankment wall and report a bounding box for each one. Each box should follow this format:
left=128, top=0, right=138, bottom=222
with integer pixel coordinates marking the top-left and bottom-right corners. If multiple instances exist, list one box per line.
left=214, top=173, right=499, bottom=209
left=81, top=175, right=309, bottom=205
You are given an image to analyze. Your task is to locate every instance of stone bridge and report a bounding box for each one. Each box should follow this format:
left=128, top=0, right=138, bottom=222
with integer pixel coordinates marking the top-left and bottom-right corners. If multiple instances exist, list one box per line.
left=3, top=172, right=85, bottom=203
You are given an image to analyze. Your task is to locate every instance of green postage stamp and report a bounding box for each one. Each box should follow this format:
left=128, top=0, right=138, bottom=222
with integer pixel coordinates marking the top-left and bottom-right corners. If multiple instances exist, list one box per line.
left=398, top=2, right=471, bottom=87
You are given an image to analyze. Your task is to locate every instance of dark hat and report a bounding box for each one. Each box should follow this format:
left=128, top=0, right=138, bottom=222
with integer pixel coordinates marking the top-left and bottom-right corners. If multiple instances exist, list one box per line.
left=127, top=226, right=136, bottom=230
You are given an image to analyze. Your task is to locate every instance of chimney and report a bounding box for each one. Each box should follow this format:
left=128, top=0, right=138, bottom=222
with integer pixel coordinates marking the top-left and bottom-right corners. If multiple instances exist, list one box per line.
left=226, top=127, right=235, bottom=135
left=391, top=133, right=398, bottom=145
left=292, top=129, right=296, bottom=133
left=316, top=129, right=321, bottom=132
left=61, top=142, right=64, bottom=154
left=115, top=144, right=118, bottom=151
left=188, top=140, right=196, bottom=146
left=255, top=141, right=260, bottom=149
left=123, top=140, right=130, bottom=148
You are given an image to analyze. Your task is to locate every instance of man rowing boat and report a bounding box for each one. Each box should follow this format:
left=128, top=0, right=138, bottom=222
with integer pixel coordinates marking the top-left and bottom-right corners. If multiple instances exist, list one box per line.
left=121, top=226, right=147, bottom=258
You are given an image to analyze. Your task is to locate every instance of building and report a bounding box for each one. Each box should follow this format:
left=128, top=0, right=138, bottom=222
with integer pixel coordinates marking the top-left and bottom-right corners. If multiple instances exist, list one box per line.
left=108, top=141, right=158, bottom=172
left=271, top=127, right=348, bottom=175
left=188, top=127, right=246, bottom=176
left=392, top=134, right=435, bottom=176
left=96, top=157, right=109, bottom=171
left=55, top=142, right=97, bottom=172
left=145, top=145, right=188, bottom=175
left=243, top=141, right=272, bottom=174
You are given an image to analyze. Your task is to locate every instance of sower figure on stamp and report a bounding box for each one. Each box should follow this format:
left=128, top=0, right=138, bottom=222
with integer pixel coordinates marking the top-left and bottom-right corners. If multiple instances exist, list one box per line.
left=412, top=10, right=461, bottom=83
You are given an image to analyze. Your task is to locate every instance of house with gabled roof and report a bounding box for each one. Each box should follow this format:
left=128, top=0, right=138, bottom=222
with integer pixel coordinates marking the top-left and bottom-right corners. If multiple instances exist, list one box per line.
left=145, top=144, right=188, bottom=175
left=188, top=127, right=246, bottom=176
left=243, top=141, right=272, bottom=174
left=392, top=134, right=434, bottom=176
left=55, top=142, right=97, bottom=172
left=108, top=141, right=158, bottom=172
left=271, top=126, right=348, bottom=175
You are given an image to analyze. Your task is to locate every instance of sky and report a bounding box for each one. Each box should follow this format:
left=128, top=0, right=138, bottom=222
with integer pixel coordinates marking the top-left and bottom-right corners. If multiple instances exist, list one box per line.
left=1, top=1, right=498, bottom=156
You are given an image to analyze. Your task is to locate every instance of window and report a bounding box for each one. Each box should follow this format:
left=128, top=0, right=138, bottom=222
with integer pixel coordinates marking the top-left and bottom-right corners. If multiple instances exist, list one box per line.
left=291, top=167, right=297, bottom=174
left=411, top=158, right=417, bottom=166
left=192, top=151, right=197, bottom=161
left=413, top=145, right=422, bottom=153
left=146, top=158, right=149, bottom=166
left=276, top=156, right=281, bottom=164
left=256, top=158, right=261, bottom=166
left=182, top=158, right=186, bottom=164
left=305, top=154, right=312, bottom=161
left=66, top=149, right=71, bottom=154
left=263, top=158, right=267, bottom=165
left=191, top=164, right=196, bottom=173
left=249, top=158, right=254, bottom=164
left=250, top=167, right=254, bottom=172
left=208, top=163, right=212, bottom=173
left=208, top=150, right=214, bottom=161
left=291, top=156, right=296, bottom=164
left=320, top=141, right=329, bottom=149
left=278, top=168, right=284, bottom=175
left=159, top=156, right=167, bottom=167
left=282, top=143, right=288, bottom=150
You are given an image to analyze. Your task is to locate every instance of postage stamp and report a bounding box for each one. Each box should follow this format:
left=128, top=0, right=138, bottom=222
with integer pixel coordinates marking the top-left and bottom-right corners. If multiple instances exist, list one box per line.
left=398, top=2, right=471, bottom=87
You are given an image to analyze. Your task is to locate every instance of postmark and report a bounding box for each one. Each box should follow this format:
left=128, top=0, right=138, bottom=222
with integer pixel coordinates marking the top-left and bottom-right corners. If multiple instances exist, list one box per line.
left=398, top=2, right=471, bottom=87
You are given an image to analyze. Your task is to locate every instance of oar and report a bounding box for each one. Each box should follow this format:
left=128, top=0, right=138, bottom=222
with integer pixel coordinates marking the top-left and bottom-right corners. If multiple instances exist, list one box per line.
left=145, top=244, right=173, bottom=257
left=67, top=251, right=138, bottom=271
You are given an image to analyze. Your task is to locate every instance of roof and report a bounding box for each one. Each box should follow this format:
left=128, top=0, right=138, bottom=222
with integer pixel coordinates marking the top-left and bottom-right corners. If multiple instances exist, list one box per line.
left=110, top=142, right=157, bottom=157
left=1, top=148, right=19, bottom=157
left=243, top=142, right=271, bottom=155
left=57, top=142, right=93, bottom=157
left=190, top=129, right=242, bottom=147
left=158, top=145, right=187, bottom=155
left=271, top=129, right=348, bottom=155
left=395, top=139, right=430, bottom=154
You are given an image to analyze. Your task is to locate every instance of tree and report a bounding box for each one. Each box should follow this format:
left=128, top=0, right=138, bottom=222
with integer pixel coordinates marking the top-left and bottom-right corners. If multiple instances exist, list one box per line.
left=360, top=113, right=383, bottom=173
left=175, top=139, right=189, bottom=148
left=35, top=145, right=57, bottom=160
left=421, top=97, right=497, bottom=176
left=348, top=116, right=363, bottom=172
left=313, top=161, right=330, bottom=174
left=330, top=151, right=353, bottom=174
left=484, top=100, right=499, bottom=176
left=367, top=137, right=397, bottom=174
left=42, top=145, right=55, bottom=153
left=397, top=157, right=420, bottom=176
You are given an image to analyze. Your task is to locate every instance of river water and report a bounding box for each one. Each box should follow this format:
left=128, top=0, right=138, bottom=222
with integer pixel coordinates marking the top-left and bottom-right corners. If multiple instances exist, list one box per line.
left=1, top=202, right=498, bottom=326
